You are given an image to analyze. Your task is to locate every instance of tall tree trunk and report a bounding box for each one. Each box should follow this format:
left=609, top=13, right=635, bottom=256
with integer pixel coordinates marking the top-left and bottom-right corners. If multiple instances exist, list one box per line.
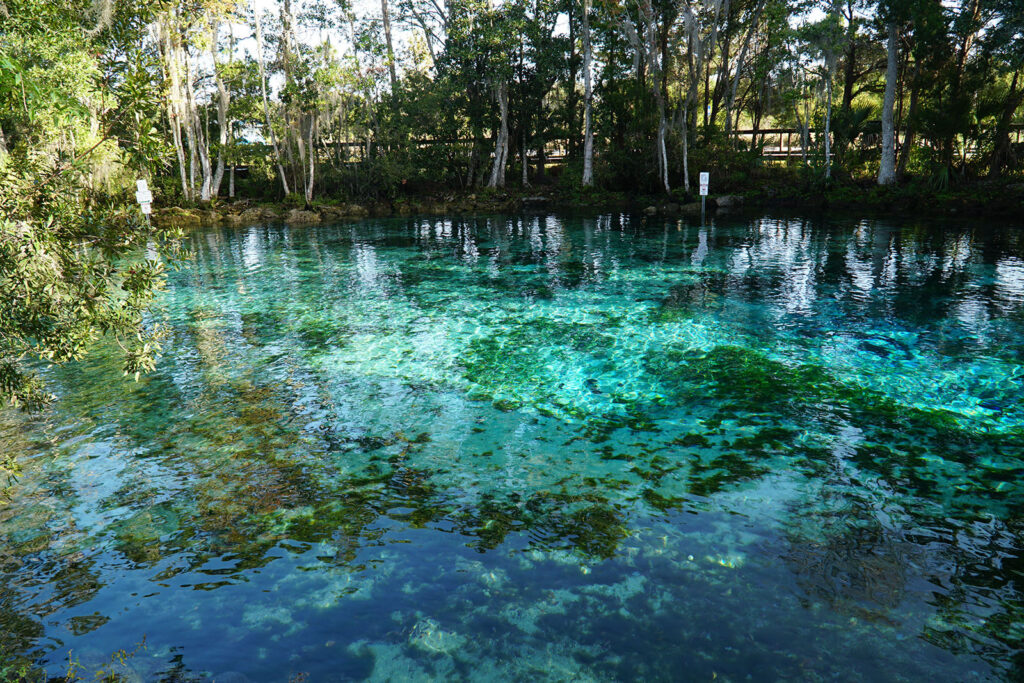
left=181, top=48, right=211, bottom=201
left=724, top=0, right=766, bottom=139
left=186, top=66, right=212, bottom=202
left=702, top=0, right=728, bottom=132
left=567, top=0, right=580, bottom=159
left=467, top=136, right=480, bottom=188
left=831, top=0, right=858, bottom=166
left=488, top=83, right=509, bottom=188
left=382, top=0, right=397, bottom=88
left=680, top=3, right=703, bottom=192
left=878, top=22, right=898, bottom=185
left=824, top=78, right=833, bottom=179
left=408, top=7, right=437, bottom=65
left=581, top=0, right=595, bottom=186
left=896, top=60, right=920, bottom=180
left=944, top=0, right=981, bottom=171
left=798, top=87, right=810, bottom=166
left=702, top=57, right=711, bottom=130
left=657, top=112, right=669, bottom=192
left=306, top=114, right=317, bottom=203
left=641, top=0, right=669, bottom=192
left=840, top=0, right=857, bottom=112
left=709, top=33, right=732, bottom=127
left=681, top=100, right=690, bottom=192
left=253, top=4, right=289, bottom=195
left=348, top=12, right=377, bottom=168
left=894, top=35, right=906, bottom=161
left=750, top=84, right=763, bottom=150
left=159, top=17, right=191, bottom=202
left=282, top=0, right=305, bottom=195
left=209, top=21, right=230, bottom=198
left=521, top=129, right=529, bottom=186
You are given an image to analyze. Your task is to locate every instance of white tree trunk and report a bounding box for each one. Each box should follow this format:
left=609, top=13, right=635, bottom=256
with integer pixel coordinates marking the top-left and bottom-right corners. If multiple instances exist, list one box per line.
left=209, top=21, right=230, bottom=198
left=488, top=83, right=509, bottom=188
left=640, top=0, right=669, bottom=193
left=581, top=0, right=594, bottom=186
left=657, top=114, right=669, bottom=193
left=824, top=79, right=833, bottom=179
left=798, top=80, right=810, bottom=166
left=680, top=4, right=704, bottom=194
left=160, top=16, right=192, bottom=202
left=161, top=20, right=191, bottom=202
left=253, top=4, right=290, bottom=195
left=282, top=0, right=306, bottom=196
left=305, top=115, right=317, bottom=203
left=183, top=51, right=212, bottom=202
left=878, top=22, right=898, bottom=186
left=382, top=0, right=397, bottom=88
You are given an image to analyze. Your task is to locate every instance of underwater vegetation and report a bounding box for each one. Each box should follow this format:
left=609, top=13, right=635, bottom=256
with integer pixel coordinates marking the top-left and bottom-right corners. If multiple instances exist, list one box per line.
left=1, top=214, right=1023, bottom=680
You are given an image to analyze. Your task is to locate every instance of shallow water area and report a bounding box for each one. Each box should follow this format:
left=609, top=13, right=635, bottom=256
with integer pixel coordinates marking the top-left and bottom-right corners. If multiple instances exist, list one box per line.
left=2, top=212, right=1023, bottom=681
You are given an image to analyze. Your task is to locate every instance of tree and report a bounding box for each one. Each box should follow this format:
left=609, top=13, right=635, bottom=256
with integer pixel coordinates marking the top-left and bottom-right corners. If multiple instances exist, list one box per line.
left=581, top=0, right=595, bottom=186
left=983, top=0, right=1024, bottom=177
left=878, top=17, right=898, bottom=185
left=800, top=3, right=845, bottom=179
left=1, top=0, right=182, bottom=412
left=252, top=1, right=290, bottom=195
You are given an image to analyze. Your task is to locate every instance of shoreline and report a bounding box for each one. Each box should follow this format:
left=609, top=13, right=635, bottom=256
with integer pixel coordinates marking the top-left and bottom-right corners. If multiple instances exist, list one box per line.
left=153, top=182, right=1024, bottom=228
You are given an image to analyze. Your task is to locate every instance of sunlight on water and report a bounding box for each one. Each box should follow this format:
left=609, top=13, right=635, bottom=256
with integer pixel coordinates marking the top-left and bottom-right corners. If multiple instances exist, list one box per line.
left=1, top=213, right=1022, bottom=681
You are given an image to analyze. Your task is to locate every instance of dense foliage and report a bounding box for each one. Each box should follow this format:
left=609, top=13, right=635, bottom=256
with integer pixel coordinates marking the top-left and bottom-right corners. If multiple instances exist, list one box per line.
left=2, top=0, right=1016, bottom=206
left=0, top=0, right=182, bottom=425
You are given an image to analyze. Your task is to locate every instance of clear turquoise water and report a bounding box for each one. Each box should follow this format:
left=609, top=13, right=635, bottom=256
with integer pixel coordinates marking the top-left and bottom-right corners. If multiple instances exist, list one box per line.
left=2, top=213, right=1023, bottom=681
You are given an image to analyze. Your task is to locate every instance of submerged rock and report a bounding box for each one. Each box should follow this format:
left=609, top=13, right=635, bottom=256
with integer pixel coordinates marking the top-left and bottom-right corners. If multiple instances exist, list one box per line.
left=408, top=617, right=467, bottom=654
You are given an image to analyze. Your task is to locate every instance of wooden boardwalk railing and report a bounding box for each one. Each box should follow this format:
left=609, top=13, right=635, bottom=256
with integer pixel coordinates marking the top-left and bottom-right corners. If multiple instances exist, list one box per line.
left=236, top=124, right=1024, bottom=168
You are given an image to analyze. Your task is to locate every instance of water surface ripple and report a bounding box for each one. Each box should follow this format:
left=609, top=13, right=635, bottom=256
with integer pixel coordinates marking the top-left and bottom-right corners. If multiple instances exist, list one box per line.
left=2, top=213, right=1023, bottom=681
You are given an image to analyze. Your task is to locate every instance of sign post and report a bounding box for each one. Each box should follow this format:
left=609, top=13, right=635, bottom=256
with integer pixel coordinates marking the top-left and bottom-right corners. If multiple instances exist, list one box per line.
left=699, top=172, right=709, bottom=223
left=135, top=179, right=153, bottom=221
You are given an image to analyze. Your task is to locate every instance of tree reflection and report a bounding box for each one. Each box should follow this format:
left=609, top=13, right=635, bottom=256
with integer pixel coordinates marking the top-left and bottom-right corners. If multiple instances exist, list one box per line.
left=0, top=213, right=1022, bottom=676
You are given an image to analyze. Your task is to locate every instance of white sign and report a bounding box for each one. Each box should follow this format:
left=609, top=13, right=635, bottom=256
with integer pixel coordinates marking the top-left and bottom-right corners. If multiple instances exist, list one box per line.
left=135, top=179, right=153, bottom=205
left=699, top=172, right=709, bottom=197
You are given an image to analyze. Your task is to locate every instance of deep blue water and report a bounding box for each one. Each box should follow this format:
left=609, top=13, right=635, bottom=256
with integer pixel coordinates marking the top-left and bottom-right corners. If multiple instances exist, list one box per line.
left=1, top=213, right=1023, bottom=681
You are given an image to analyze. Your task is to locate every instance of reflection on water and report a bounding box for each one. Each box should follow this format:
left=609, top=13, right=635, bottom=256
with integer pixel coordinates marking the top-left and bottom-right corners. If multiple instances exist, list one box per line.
left=2, top=213, right=1023, bottom=680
